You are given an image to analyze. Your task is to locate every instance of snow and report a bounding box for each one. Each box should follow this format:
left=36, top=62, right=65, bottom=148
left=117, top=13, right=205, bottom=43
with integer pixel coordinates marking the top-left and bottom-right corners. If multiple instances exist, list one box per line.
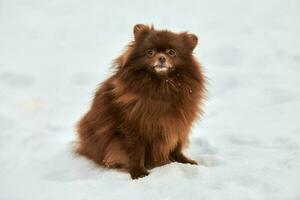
left=1, top=0, right=300, bottom=199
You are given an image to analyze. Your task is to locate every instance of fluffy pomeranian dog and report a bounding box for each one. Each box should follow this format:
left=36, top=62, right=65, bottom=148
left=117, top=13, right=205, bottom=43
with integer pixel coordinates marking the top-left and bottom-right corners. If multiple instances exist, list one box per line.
left=76, top=24, right=205, bottom=179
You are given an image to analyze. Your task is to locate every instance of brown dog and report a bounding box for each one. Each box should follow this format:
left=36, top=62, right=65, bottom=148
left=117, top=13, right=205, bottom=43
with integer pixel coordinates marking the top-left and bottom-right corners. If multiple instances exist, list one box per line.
left=76, top=24, right=206, bottom=179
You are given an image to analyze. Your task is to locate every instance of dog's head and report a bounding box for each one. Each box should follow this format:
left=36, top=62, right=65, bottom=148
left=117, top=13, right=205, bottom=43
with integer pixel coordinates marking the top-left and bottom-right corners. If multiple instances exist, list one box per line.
left=116, top=24, right=199, bottom=76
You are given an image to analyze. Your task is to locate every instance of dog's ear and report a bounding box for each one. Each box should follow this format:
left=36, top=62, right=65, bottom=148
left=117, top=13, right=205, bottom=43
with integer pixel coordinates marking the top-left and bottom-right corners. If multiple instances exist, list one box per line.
left=133, top=24, right=152, bottom=40
left=180, top=32, right=198, bottom=51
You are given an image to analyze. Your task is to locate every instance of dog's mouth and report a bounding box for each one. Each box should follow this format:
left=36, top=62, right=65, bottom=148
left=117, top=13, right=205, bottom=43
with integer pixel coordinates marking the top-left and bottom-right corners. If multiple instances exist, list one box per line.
left=153, top=65, right=172, bottom=73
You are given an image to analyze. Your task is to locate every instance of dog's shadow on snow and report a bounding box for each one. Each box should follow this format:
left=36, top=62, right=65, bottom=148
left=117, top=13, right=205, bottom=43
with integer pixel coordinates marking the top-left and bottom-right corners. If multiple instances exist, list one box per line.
left=41, top=144, right=116, bottom=182
left=188, top=137, right=223, bottom=167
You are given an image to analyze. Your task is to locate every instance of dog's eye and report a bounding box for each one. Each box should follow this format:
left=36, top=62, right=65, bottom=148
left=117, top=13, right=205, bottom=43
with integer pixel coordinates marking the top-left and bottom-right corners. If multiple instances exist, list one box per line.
left=167, top=49, right=176, bottom=57
left=147, top=49, right=155, bottom=57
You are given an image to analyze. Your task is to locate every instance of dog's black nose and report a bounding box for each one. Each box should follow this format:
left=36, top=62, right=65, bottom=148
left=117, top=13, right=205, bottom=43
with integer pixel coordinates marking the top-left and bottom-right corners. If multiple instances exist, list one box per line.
left=159, top=56, right=166, bottom=64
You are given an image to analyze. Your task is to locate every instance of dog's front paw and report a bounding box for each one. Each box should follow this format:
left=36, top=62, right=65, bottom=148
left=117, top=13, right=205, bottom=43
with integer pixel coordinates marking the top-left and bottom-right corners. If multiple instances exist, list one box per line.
left=129, top=167, right=149, bottom=179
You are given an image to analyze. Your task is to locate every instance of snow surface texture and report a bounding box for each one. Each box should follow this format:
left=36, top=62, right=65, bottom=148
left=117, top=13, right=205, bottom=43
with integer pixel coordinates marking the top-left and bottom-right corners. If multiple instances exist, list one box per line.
left=1, top=0, right=300, bottom=199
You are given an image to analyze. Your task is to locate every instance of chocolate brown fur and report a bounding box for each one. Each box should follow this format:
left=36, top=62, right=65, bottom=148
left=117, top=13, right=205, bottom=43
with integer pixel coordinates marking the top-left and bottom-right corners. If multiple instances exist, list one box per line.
left=76, top=24, right=205, bottom=179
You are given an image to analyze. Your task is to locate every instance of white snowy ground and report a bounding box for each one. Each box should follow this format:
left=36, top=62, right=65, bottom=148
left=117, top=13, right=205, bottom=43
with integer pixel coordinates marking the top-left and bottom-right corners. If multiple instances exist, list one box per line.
left=1, top=0, right=300, bottom=199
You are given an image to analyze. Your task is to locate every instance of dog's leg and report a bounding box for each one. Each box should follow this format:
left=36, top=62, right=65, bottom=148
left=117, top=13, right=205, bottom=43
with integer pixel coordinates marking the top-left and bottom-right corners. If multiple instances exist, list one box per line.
left=127, top=138, right=149, bottom=179
left=170, top=143, right=198, bottom=165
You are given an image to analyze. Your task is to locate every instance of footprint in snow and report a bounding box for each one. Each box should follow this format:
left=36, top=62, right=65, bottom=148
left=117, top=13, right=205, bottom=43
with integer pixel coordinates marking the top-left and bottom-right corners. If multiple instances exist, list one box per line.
left=0, top=72, right=35, bottom=87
